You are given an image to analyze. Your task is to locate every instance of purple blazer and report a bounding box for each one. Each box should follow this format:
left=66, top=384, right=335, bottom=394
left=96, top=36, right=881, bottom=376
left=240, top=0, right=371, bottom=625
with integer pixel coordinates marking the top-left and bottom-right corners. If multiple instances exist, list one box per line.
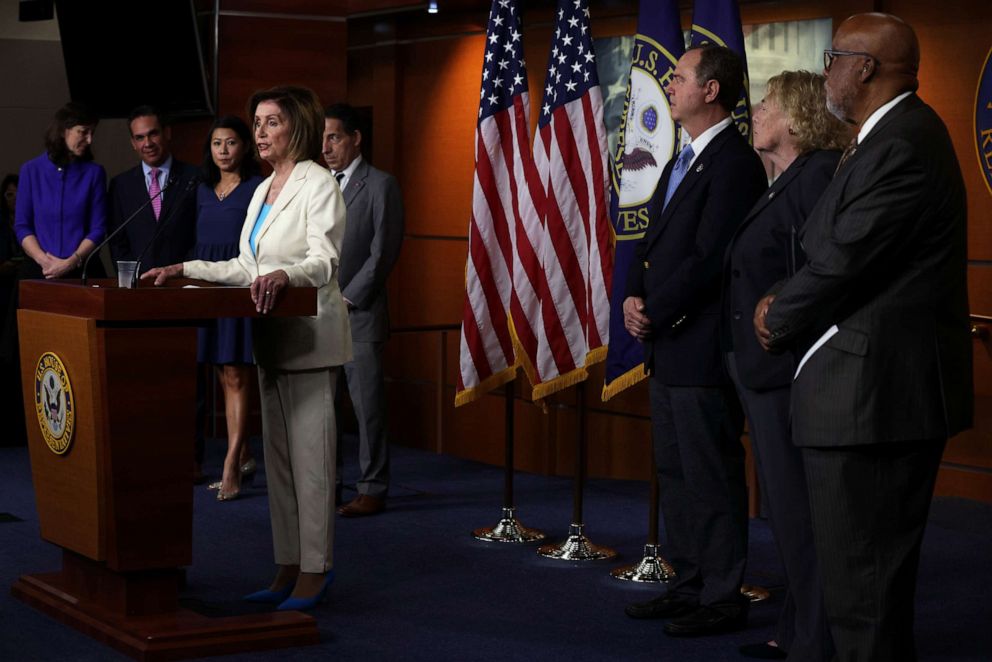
left=15, top=153, right=107, bottom=258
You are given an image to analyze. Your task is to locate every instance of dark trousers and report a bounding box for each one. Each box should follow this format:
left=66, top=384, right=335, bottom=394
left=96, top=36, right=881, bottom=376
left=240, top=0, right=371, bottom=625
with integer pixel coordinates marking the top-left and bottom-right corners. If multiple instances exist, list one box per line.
left=650, top=379, right=747, bottom=607
left=727, top=355, right=832, bottom=661
left=803, top=438, right=945, bottom=662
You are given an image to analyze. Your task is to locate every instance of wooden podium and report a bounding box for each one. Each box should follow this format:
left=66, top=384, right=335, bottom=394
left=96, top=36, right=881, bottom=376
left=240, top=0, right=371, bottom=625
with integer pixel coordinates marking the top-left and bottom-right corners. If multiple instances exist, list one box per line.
left=11, top=279, right=320, bottom=661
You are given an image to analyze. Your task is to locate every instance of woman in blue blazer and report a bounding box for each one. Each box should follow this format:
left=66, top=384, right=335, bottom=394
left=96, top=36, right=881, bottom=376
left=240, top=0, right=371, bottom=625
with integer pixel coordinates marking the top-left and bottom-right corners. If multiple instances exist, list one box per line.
left=722, top=71, right=850, bottom=661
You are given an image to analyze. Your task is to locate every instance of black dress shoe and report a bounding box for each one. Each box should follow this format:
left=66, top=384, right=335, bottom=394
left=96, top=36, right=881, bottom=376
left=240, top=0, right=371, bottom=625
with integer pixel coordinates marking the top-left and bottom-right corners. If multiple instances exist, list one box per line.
left=624, top=593, right=697, bottom=619
left=663, top=605, right=747, bottom=637
left=739, top=642, right=787, bottom=659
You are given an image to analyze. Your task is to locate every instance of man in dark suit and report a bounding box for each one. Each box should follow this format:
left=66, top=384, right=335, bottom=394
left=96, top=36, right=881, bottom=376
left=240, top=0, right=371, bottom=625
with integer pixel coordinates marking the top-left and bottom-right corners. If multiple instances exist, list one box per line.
left=622, top=44, right=767, bottom=637
left=108, top=106, right=198, bottom=270
left=322, top=104, right=404, bottom=518
left=755, top=13, right=972, bottom=661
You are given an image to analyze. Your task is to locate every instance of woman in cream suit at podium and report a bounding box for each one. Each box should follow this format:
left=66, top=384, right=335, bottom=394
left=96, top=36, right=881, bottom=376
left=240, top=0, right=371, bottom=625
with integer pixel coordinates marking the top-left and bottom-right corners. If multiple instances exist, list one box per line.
left=144, top=85, right=350, bottom=611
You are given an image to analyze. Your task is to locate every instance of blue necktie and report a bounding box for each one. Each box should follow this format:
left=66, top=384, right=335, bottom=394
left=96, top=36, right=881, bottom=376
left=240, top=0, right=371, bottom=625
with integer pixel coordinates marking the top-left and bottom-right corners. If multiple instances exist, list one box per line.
left=662, top=144, right=695, bottom=210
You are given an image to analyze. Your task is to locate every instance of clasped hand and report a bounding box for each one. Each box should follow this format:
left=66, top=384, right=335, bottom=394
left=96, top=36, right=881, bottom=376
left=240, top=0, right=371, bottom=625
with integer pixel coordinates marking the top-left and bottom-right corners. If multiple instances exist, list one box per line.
left=753, top=294, right=776, bottom=352
left=39, top=252, right=76, bottom=279
left=623, top=296, right=652, bottom=341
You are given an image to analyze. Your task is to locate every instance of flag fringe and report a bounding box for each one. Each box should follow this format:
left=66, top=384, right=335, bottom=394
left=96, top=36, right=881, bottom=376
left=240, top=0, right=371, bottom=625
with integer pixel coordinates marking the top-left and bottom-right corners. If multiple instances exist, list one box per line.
left=584, top=345, right=608, bottom=367
left=454, top=365, right=518, bottom=408
left=531, top=366, right=589, bottom=401
left=507, top=315, right=539, bottom=386
left=600, top=363, right=647, bottom=402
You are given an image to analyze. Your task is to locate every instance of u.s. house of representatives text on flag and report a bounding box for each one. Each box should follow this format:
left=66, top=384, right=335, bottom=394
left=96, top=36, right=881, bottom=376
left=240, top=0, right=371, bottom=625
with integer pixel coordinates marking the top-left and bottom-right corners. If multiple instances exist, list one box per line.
left=602, top=0, right=685, bottom=401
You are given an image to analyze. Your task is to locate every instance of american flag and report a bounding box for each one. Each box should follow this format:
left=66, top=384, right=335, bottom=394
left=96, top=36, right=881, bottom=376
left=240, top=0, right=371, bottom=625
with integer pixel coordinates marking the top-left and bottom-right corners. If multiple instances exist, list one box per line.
left=530, top=0, right=613, bottom=400
left=456, top=0, right=545, bottom=406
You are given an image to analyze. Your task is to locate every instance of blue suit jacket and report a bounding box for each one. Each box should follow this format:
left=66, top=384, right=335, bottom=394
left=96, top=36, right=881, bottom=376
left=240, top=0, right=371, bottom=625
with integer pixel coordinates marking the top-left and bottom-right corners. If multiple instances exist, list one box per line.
left=626, top=123, right=766, bottom=386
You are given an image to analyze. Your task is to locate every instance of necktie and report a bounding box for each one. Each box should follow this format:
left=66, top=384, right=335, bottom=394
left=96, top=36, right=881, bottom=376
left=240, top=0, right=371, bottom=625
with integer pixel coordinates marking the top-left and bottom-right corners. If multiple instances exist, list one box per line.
left=834, top=137, right=858, bottom=175
left=662, top=144, right=695, bottom=210
left=335, top=172, right=345, bottom=189
left=149, top=167, right=162, bottom=220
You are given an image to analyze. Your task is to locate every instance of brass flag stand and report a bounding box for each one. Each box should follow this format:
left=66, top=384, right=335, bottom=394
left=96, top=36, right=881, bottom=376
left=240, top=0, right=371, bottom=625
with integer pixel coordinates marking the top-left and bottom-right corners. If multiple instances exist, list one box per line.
left=473, top=382, right=546, bottom=543
left=611, top=471, right=675, bottom=581
left=538, top=383, right=617, bottom=561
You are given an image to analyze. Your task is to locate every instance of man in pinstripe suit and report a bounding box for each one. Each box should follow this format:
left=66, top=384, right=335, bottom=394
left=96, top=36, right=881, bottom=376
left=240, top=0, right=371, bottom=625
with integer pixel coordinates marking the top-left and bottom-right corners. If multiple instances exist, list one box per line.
left=755, top=13, right=973, bottom=661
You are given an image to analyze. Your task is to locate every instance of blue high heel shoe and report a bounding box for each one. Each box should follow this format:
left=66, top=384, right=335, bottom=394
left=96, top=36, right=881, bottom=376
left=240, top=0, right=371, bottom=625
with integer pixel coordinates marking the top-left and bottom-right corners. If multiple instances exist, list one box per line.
left=243, top=581, right=295, bottom=604
left=276, top=570, right=335, bottom=611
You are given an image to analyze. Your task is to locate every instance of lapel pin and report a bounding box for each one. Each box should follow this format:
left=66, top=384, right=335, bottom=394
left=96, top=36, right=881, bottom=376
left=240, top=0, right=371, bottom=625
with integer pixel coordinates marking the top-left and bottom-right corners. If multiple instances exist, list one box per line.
left=695, top=163, right=704, bottom=173
left=768, top=191, right=775, bottom=199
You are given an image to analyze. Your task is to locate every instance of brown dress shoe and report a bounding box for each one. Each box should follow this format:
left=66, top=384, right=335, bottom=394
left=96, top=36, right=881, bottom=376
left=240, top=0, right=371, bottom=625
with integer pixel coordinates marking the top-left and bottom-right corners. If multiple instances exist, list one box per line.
left=336, top=494, right=386, bottom=517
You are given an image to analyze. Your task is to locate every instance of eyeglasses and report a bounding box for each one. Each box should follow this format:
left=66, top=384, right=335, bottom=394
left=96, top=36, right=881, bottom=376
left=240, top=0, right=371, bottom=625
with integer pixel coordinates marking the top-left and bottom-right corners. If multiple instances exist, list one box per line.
left=823, top=49, right=878, bottom=72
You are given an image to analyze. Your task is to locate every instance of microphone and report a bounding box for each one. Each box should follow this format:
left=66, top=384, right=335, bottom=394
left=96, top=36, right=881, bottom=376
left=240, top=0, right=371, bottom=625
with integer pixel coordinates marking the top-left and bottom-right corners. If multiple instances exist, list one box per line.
left=130, top=174, right=200, bottom=286
left=81, top=174, right=177, bottom=285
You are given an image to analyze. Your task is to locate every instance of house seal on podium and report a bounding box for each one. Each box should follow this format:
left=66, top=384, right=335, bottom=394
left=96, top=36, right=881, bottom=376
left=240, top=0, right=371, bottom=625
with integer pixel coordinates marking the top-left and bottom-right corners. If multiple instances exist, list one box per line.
left=34, top=352, right=75, bottom=455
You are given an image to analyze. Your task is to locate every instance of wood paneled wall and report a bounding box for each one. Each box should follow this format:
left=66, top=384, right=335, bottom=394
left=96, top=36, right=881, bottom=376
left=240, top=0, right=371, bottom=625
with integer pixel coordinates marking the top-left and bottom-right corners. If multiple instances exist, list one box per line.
left=169, top=2, right=349, bottom=165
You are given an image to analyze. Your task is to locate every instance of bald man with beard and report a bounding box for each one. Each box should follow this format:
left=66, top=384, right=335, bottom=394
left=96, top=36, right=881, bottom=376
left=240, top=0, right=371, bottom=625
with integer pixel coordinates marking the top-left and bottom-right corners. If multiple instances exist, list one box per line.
left=754, top=13, right=972, bottom=661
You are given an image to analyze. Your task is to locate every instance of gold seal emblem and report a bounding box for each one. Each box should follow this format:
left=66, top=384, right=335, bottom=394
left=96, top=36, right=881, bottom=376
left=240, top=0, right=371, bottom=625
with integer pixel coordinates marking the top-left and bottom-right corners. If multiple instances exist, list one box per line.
left=34, top=352, right=75, bottom=455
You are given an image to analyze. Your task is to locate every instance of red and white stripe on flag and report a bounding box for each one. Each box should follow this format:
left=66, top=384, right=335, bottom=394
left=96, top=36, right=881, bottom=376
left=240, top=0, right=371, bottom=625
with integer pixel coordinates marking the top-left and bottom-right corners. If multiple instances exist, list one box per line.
left=530, top=0, right=613, bottom=401
left=456, top=0, right=545, bottom=406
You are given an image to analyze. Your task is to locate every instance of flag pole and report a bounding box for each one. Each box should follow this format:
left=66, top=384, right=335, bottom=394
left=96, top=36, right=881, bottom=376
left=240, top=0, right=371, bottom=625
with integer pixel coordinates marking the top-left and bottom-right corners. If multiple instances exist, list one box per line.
left=473, top=382, right=545, bottom=543
left=537, top=382, right=616, bottom=561
left=611, top=466, right=675, bottom=581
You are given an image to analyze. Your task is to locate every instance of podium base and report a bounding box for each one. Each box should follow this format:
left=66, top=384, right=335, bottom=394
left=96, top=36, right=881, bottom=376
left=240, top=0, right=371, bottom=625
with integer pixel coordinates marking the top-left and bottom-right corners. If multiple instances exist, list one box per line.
left=12, top=571, right=318, bottom=662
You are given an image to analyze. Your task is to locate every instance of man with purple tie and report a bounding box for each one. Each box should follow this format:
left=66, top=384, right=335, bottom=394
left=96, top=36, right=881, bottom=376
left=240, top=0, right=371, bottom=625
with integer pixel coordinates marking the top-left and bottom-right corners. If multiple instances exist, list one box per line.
left=108, top=105, right=198, bottom=270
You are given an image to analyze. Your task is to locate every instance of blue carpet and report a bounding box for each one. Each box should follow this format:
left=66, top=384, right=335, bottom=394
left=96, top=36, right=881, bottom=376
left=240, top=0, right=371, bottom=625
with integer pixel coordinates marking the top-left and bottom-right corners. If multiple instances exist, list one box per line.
left=1, top=436, right=990, bottom=661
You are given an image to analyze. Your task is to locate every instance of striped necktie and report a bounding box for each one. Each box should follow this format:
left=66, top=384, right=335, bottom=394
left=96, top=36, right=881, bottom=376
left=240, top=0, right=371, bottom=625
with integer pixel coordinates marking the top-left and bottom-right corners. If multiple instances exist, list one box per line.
left=835, top=137, right=858, bottom=175
left=149, top=167, right=162, bottom=220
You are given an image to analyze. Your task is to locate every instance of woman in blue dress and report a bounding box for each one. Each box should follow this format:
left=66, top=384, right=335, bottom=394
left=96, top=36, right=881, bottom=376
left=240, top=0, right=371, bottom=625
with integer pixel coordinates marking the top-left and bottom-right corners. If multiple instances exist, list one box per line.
left=196, top=115, right=264, bottom=501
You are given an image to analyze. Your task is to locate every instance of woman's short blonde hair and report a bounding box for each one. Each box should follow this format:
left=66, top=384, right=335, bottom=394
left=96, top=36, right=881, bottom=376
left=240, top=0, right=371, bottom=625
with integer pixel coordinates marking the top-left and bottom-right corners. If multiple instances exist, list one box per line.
left=766, top=70, right=852, bottom=153
left=247, top=85, right=324, bottom=163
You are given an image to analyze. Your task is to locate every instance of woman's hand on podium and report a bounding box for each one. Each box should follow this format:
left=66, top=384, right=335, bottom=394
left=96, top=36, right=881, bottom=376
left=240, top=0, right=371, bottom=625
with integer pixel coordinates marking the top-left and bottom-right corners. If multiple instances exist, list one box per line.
left=141, top=263, right=184, bottom=286
left=250, top=270, right=289, bottom=315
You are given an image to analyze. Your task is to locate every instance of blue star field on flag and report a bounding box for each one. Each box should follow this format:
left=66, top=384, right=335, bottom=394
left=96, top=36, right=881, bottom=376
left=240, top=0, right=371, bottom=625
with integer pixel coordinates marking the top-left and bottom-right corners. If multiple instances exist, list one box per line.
left=478, top=0, right=529, bottom=124
left=538, top=0, right=600, bottom=127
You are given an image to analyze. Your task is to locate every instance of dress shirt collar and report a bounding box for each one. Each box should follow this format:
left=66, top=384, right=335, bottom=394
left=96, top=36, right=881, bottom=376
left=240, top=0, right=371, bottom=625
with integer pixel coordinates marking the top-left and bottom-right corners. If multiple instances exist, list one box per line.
left=857, top=91, right=912, bottom=145
left=682, top=117, right=734, bottom=169
left=142, top=155, right=173, bottom=191
left=331, top=154, right=363, bottom=191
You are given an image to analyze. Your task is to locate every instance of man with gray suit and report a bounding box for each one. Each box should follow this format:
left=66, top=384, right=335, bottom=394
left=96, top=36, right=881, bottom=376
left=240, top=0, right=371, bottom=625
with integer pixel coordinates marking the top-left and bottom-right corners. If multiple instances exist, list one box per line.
left=755, top=13, right=972, bottom=660
left=323, top=104, right=404, bottom=518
